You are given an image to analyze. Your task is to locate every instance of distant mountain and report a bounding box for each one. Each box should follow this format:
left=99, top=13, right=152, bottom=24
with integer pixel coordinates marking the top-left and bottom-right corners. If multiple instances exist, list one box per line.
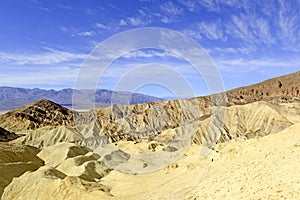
left=162, top=96, right=192, bottom=100
left=0, top=87, right=165, bottom=111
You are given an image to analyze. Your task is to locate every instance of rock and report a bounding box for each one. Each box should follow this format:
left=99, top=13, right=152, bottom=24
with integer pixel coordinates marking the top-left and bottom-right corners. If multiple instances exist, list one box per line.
left=0, top=99, right=74, bottom=133
left=37, top=142, right=89, bottom=167
left=1, top=166, right=113, bottom=200
left=193, top=101, right=293, bottom=147
left=0, top=143, right=44, bottom=196
left=20, top=121, right=110, bottom=150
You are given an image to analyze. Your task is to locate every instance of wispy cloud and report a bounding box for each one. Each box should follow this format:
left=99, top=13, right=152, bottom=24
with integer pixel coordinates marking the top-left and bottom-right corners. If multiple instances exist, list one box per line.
left=181, top=29, right=202, bottom=40
left=0, top=48, right=87, bottom=65
left=278, top=0, right=300, bottom=50
left=35, top=6, right=49, bottom=12
left=77, top=31, right=96, bottom=37
left=178, top=0, right=246, bottom=13
left=0, top=64, right=79, bottom=89
left=160, top=1, right=183, bottom=15
left=84, top=8, right=97, bottom=16
left=177, top=0, right=197, bottom=12
left=59, top=26, right=98, bottom=37
left=94, top=23, right=107, bottom=29
left=225, top=13, right=274, bottom=48
left=59, top=26, right=69, bottom=33
left=198, top=21, right=226, bottom=41
left=123, top=50, right=173, bottom=58
left=216, top=56, right=300, bottom=74
left=119, top=17, right=150, bottom=27
left=56, top=4, right=73, bottom=10
left=197, top=0, right=222, bottom=12
left=208, top=46, right=256, bottom=56
left=159, top=1, right=183, bottom=23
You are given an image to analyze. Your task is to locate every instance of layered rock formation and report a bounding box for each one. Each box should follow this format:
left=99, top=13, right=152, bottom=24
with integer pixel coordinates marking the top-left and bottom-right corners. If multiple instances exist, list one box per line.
left=1, top=142, right=113, bottom=200
left=0, top=143, right=44, bottom=196
left=0, top=99, right=74, bottom=133
left=92, top=71, right=300, bottom=143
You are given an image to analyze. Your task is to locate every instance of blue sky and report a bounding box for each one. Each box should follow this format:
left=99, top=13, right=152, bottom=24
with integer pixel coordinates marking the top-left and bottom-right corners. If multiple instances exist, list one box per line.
left=0, top=0, right=299, bottom=97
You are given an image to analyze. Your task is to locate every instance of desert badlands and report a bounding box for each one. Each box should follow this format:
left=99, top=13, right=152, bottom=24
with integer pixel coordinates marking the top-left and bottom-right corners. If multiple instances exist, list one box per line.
left=0, top=71, right=300, bottom=199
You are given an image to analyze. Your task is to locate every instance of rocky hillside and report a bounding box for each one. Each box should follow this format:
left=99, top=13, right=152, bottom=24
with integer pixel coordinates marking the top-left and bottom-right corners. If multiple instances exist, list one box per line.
left=0, top=99, right=74, bottom=133
left=18, top=101, right=299, bottom=155
left=93, top=70, right=300, bottom=142
left=225, top=70, right=300, bottom=105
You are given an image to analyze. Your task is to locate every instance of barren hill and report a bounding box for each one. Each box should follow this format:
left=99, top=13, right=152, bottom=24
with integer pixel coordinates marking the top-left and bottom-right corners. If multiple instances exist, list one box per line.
left=225, top=70, right=300, bottom=105
left=93, top=71, right=300, bottom=143
left=0, top=99, right=74, bottom=133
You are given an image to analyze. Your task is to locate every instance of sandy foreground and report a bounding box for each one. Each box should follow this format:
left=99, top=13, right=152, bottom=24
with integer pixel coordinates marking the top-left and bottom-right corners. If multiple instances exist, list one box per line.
left=100, top=123, right=300, bottom=200
left=1, top=122, right=300, bottom=200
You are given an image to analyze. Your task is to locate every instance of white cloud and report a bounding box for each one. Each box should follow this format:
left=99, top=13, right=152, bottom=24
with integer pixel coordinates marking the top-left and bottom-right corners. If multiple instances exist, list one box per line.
left=255, top=18, right=274, bottom=46
left=0, top=48, right=87, bottom=65
left=181, top=29, right=202, bottom=40
left=59, top=26, right=98, bottom=38
left=0, top=64, right=79, bottom=89
left=160, top=1, right=183, bottom=15
left=225, top=14, right=274, bottom=48
left=177, top=0, right=246, bottom=13
left=94, top=23, right=107, bottom=29
left=198, top=21, right=226, bottom=41
left=159, top=1, right=183, bottom=23
left=127, top=17, right=144, bottom=26
left=278, top=0, right=300, bottom=50
left=216, top=57, right=300, bottom=74
left=119, top=17, right=150, bottom=27
left=36, top=6, right=49, bottom=12
left=123, top=50, right=173, bottom=58
left=226, top=15, right=252, bottom=42
left=177, top=0, right=197, bottom=12
left=56, top=4, right=73, bottom=10
left=84, top=8, right=96, bottom=16
left=208, top=46, right=256, bottom=55
left=77, top=31, right=96, bottom=37
left=59, top=26, right=69, bottom=33
left=197, top=0, right=222, bottom=12
left=119, top=19, right=128, bottom=26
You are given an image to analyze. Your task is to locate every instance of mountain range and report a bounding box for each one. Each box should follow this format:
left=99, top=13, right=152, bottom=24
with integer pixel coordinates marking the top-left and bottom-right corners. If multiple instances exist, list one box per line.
left=0, top=87, right=164, bottom=111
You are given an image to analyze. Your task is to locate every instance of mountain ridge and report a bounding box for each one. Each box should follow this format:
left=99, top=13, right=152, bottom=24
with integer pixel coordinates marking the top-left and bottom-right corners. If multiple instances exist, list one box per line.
left=0, top=87, right=165, bottom=111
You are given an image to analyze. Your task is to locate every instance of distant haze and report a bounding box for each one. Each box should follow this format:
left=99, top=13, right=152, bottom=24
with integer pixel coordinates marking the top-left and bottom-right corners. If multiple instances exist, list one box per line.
left=0, top=87, right=165, bottom=110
